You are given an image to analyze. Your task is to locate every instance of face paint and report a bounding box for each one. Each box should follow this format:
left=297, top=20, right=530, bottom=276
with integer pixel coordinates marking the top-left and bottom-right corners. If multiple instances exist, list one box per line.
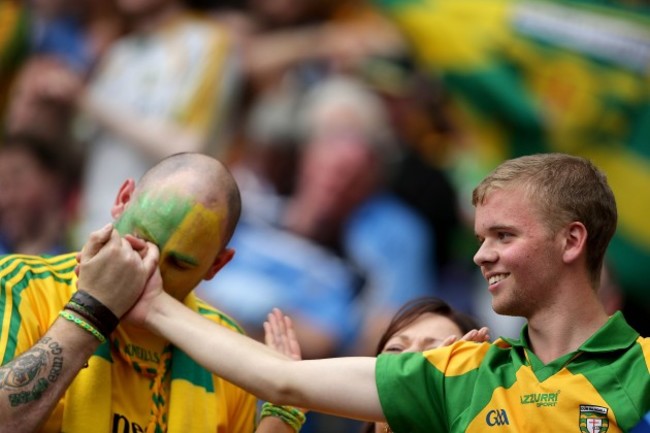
left=115, top=191, right=226, bottom=299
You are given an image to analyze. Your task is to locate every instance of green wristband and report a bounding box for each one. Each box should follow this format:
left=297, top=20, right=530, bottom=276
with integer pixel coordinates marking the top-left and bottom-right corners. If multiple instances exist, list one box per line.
left=260, top=402, right=306, bottom=433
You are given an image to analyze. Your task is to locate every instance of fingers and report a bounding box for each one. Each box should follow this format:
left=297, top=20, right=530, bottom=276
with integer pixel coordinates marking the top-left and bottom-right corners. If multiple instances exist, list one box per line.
left=477, top=327, right=491, bottom=342
left=124, top=234, right=148, bottom=255
left=440, top=335, right=458, bottom=347
left=459, top=327, right=491, bottom=344
left=79, top=223, right=113, bottom=262
left=263, top=308, right=303, bottom=361
left=263, top=321, right=274, bottom=348
left=140, top=241, right=160, bottom=277
left=283, top=315, right=302, bottom=360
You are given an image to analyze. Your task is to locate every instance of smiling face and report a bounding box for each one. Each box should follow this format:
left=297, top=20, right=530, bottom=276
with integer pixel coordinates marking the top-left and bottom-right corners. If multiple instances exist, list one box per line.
left=473, top=185, right=564, bottom=318
left=381, top=313, right=464, bottom=354
left=114, top=186, right=227, bottom=300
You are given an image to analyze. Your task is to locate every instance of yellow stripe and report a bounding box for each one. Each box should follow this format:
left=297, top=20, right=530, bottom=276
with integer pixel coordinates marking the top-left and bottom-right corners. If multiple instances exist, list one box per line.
left=0, top=2, right=19, bottom=53
left=392, top=0, right=510, bottom=69
left=639, top=337, right=650, bottom=374
left=179, top=20, right=230, bottom=133
left=424, top=340, right=493, bottom=376
left=0, top=254, right=77, bottom=355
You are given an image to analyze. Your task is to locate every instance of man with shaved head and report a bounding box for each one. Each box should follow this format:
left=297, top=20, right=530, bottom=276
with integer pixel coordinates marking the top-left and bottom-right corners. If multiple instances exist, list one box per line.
left=0, top=153, right=256, bottom=433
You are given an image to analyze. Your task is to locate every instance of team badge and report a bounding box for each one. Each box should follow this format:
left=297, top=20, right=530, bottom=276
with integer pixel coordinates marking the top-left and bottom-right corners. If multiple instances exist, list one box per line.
left=579, top=405, right=609, bottom=433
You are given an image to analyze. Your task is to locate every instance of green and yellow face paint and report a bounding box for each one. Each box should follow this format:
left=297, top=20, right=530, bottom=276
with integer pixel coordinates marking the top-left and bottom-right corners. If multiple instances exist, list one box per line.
left=115, top=190, right=226, bottom=299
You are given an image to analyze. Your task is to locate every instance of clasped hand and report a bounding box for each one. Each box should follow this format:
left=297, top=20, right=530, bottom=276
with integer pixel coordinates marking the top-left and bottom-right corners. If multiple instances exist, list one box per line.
left=75, top=224, right=161, bottom=320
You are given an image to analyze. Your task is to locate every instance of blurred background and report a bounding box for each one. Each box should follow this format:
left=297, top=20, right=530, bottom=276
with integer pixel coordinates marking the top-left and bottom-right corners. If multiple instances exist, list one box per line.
left=1, top=0, right=648, bottom=431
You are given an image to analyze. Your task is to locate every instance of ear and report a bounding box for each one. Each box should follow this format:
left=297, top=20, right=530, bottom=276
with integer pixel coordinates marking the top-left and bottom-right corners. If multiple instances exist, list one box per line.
left=562, top=221, right=588, bottom=265
left=203, top=248, right=235, bottom=281
left=111, top=179, right=136, bottom=219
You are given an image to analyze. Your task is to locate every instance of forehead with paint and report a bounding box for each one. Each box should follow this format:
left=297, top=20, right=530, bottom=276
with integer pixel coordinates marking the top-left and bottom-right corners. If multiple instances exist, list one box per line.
left=116, top=186, right=225, bottom=249
left=114, top=157, right=235, bottom=298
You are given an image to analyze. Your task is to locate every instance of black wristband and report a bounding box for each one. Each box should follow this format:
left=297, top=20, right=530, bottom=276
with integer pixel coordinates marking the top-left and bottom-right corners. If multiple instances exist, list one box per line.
left=68, top=290, right=120, bottom=337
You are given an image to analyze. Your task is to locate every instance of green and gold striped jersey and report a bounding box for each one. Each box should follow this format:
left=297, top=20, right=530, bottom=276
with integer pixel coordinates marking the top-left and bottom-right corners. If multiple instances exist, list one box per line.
left=377, top=312, right=650, bottom=432
left=0, top=253, right=257, bottom=433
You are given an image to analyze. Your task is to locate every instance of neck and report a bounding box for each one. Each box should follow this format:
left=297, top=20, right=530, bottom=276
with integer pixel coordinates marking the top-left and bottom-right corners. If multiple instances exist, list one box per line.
left=526, top=292, right=608, bottom=364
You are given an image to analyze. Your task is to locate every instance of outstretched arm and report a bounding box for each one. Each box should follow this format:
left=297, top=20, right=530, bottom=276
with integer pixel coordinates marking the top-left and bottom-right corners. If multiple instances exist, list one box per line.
left=131, top=286, right=384, bottom=423
left=0, top=225, right=158, bottom=433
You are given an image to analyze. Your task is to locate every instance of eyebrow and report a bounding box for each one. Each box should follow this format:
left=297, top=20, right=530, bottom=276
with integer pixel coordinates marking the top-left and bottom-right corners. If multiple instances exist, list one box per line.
left=169, top=251, right=199, bottom=267
left=391, top=335, right=440, bottom=345
left=475, top=224, right=516, bottom=237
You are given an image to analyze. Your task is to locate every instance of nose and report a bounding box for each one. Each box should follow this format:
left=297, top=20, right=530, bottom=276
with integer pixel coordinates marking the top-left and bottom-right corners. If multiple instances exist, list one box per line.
left=473, top=240, right=497, bottom=267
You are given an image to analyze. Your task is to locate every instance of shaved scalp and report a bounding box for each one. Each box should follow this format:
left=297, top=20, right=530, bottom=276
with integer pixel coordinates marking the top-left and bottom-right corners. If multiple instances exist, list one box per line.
left=138, top=152, right=242, bottom=248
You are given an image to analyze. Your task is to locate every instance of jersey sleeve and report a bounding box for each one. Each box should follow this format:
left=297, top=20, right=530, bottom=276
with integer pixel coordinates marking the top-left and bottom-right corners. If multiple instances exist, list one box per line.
left=376, top=351, right=448, bottom=433
left=376, top=341, right=492, bottom=432
left=0, top=255, right=75, bottom=365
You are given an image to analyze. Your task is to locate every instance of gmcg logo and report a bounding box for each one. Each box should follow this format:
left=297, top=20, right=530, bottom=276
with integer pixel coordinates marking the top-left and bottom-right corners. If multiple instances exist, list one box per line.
left=486, top=409, right=510, bottom=426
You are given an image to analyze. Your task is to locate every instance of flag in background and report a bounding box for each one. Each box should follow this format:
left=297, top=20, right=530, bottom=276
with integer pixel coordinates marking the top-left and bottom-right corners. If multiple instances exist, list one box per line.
left=374, top=0, right=650, bottom=304
left=0, top=0, right=30, bottom=119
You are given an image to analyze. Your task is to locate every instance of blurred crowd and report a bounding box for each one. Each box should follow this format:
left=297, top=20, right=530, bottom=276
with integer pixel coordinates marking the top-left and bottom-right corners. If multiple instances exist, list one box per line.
left=1, top=0, right=649, bottom=429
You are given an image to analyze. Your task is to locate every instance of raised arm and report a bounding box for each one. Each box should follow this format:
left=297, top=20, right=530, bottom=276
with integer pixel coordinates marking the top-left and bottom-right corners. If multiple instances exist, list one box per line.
left=131, top=286, right=384, bottom=423
left=0, top=225, right=158, bottom=433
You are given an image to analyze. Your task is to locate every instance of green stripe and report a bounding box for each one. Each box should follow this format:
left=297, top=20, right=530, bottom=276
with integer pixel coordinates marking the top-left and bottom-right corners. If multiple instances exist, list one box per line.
left=371, top=0, right=422, bottom=11
left=170, top=349, right=214, bottom=392
left=1, top=255, right=76, bottom=364
left=197, top=304, right=245, bottom=335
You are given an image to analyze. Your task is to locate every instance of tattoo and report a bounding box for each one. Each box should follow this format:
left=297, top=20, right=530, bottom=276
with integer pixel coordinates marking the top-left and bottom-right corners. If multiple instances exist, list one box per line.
left=0, top=337, right=66, bottom=407
left=0, top=348, right=48, bottom=389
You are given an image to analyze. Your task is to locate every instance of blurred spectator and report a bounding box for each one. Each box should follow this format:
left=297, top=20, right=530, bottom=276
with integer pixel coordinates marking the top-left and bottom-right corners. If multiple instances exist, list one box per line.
left=198, top=75, right=438, bottom=357
left=50, top=0, right=242, bottom=246
left=28, top=0, right=109, bottom=74
left=4, top=55, right=77, bottom=144
left=1, top=0, right=122, bottom=133
left=293, top=75, right=438, bottom=356
left=196, top=217, right=364, bottom=359
left=0, top=133, right=81, bottom=255
left=357, top=58, right=472, bottom=308
left=213, top=0, right=406, bottom=88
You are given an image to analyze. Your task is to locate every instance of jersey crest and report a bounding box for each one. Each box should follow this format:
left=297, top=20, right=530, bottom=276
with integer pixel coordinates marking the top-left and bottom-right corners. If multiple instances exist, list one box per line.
left=579, top=405, right=609, bottom=433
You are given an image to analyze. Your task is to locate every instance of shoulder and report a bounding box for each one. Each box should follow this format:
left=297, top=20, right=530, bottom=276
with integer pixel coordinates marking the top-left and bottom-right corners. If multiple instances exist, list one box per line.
left=194, top=298, right=247, bottom=335
left=380, top=340, right=507, bottom=376
left=0, top=253, right=77, bottom=283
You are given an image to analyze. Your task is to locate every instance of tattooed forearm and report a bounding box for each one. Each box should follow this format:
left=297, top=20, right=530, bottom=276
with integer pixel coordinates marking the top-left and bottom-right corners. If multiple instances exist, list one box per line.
left=0, top=337, right=64, bottom=407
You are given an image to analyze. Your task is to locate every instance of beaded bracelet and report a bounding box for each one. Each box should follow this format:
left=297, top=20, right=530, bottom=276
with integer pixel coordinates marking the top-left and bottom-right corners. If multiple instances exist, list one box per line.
left=59, top=310, right=106, bottom=343
left=68, top=290, right=119, bottom=336
left=260, top=402, right=306, bottom=433
left=65, top=300, right=110, bottom=339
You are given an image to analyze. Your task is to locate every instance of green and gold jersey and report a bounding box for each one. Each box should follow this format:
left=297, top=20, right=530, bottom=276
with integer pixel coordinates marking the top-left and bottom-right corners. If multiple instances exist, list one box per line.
left=376, top=312, right=650, bottom=432
left=0, top=253, right=256, bottom=433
